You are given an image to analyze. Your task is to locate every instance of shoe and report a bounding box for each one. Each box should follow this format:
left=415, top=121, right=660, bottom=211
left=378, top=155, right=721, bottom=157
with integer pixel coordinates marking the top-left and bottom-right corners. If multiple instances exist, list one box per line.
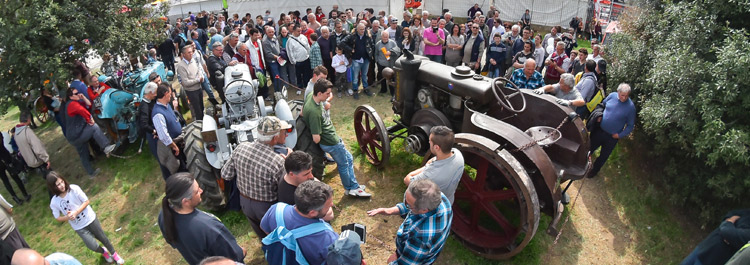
left=296, top=90, right=302, bottom=95
left=363, top=89, right=373, bottom=97
left=112, top=252, right=125, bottom=264
left=103, top=144, right=116, bottom=157
left=23, top=194, right=31, bottom=202
left=89, top=168, right=102, bottom=179
left=347, top=89, right=353, bottom=96
left=101, top=247, right=114, bottom=263
left=353, top=92, right=360, bottom=100
left=324, top=154, right=336, bottom=164
left=208, top=98, right=220, bottom=106
left=337, top=91, right=342, bottom=98
left=12, top=196, right=23, bottom=206
left=561, top=192, right=570, bottom=205
left=347, top=186, right=371, bottom=197
left=391, top=96, right=396, bottom=102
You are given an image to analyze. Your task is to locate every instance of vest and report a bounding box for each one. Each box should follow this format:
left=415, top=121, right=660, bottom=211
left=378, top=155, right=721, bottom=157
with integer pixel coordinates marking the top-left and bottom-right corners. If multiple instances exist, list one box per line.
left=462, top=33, right=485, bottom=62
left=151, top=103, right=181, bottom=139
left=62, top=101, right=88, bottom=143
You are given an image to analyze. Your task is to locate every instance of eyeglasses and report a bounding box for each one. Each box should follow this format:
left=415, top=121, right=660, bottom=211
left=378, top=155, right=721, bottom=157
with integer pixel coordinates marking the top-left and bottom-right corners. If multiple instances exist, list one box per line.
left=472, top=27, right=479, bottom=29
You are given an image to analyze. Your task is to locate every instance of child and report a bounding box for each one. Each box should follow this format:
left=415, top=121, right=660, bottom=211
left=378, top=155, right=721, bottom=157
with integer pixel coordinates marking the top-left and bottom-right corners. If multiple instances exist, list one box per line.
left=486, top=33, right=507, bottom=78
left=332, top=47, right=350, bottom=98
left=47, top=171, right=124, bottom=264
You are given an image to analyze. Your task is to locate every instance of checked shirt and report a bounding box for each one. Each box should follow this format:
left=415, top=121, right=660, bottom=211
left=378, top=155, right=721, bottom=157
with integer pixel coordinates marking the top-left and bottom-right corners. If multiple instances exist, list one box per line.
left=221, top=141, right=285, bottom=202
left=391, top=194, right=453, bottom=265
left=508, top=68, right=545, bottom=90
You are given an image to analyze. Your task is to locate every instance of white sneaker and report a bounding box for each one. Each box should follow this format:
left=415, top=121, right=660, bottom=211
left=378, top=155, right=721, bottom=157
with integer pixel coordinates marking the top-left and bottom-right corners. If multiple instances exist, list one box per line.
left=347, top=89, right=354, bottom=96
left=296, top=90, right=302, bottom=95
left=101, top=247, right=114, bottom=263
left=112, top=252, right=125, bottom=265
left=103, top=144, right=116, bottom=157
left=347, top=186, right=371, bottom=197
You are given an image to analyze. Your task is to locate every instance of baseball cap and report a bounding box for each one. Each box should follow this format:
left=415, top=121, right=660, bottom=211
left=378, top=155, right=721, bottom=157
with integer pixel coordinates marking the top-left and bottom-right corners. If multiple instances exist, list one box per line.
left=259, top=116, right=292, bottom=135
left=390, top=17, right=398, bottom=23
left=327, top=230, right=363, bottom=265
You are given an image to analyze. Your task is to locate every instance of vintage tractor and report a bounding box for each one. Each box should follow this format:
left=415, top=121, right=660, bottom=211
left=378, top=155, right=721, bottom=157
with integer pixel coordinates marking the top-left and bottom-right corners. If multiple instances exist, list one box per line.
left=354, top=52, right=591, bottom=259
left=183, top=63, right=298, bottom=210
left=92, top=61, right=172, bottom=149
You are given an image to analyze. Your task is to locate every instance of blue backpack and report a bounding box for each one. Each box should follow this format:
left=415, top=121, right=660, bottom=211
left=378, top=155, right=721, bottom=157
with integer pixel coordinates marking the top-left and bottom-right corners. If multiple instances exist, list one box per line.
left=262, top=203, right=333, bottom=265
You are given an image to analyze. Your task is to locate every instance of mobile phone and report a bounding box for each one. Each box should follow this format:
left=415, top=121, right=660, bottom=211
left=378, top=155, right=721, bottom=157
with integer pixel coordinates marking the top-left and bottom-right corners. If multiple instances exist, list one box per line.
left=341, top=223, right=366, bottom=243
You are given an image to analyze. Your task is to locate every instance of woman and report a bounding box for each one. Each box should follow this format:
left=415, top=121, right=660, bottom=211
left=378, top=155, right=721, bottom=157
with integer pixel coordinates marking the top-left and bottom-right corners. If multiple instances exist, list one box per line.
left=61, top=86, right=115, bottom=178
left=314, top=6, right=325, bottom=22
left=533, top=35, right=546, bottom=72
left=399, top=28, right=416, bottom=53
left=410, top=15, right=425, bottom=55
left=47, top=171, right=125, bottom=264
left=511, top=41, right=535, bottom=76
left=445, top=24, right=464, bottom=67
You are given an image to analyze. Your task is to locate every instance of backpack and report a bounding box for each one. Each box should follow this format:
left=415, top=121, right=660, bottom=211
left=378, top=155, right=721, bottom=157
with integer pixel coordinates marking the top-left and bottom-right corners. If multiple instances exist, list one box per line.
left=584, top=75, right=605, bottom=112
left=261, top=203, right=333, bottom=265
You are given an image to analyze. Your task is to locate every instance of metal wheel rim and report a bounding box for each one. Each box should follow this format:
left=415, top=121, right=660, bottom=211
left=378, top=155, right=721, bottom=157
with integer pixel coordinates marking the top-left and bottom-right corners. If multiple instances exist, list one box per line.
left=34, top=97, right=49, bottom=123
left=353, top=105, right=390, bottom=167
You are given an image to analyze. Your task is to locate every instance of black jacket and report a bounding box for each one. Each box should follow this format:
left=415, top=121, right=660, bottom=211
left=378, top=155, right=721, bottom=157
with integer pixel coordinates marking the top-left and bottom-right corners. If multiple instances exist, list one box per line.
left=137, top=99, right=156, bottom=137
left=339, top=31, right=374, bottom=60
left=586, top=103, right=605, bottom=133
left=207, top=54, right=228, bottom=88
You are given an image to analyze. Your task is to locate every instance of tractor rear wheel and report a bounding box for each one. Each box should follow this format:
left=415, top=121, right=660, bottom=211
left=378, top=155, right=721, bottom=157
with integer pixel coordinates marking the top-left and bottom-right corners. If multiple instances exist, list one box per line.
left=451, top=133, right=540, bottom=259
left=184, top=120, right=225, bottom=210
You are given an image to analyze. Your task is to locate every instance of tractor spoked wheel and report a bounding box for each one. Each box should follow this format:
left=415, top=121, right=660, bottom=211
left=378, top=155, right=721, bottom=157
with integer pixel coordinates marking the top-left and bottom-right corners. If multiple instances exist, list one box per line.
left=184, top=120, right=225, bottom=211
left=353, top=105, right=390, bottom=168
left=451, top=133, right=540, bottom=259
left=33, top=97, right=50, bottom=123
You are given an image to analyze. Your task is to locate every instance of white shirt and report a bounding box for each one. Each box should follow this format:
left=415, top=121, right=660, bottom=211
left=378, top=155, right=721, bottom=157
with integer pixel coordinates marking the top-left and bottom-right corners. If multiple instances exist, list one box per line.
left=50, top=184, right=96, bottom=231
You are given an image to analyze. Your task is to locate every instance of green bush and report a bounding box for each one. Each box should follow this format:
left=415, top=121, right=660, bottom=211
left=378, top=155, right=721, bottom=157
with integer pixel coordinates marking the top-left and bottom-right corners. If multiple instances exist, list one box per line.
left=608, top=0, right=750, bottom=223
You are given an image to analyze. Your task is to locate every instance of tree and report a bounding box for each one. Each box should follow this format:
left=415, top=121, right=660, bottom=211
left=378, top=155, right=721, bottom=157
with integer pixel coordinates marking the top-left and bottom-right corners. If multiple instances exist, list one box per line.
left=607, top=0, right=750, bottom=223
left=0, top=0, right=168, bottom=114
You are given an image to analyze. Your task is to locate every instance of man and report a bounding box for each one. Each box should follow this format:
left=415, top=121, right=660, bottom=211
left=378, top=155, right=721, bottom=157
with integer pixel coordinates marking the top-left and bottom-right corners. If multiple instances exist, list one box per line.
left=513, top=27, right=531, bottom=55
left=468, top=3, right=483, bottom=19
left=176, top=46, right=205, bottom=120
left=304, top=65, right=329, bottom=98
left=207, top=42, right=238, bottom=104
left=300, top=21, right=315, bottom=44
left=401, top=11, right=412, bottom=28
left=544, top=42, right=568, bottom=85
left=191, top=31, right=204, bottom=54
left=262, top=27, right=286, bottom=94
left=588, top=44, right=603, bottom=62
left=307, top=14, right=321, bottom=33
left=542, top=26, right=561, bottom=51
left=533, top=73, right=584, bottom=107
left=137, top=80, right=171, bottom=179
left=317, top=26, right=334, bottom=83
left=444, top=13, right=455, bottom=33
left=367, top=179, right=452, bottom=265
left=562, top=29, right=578, bottom=56
left=339, top=24, right=374, bottom=99
left=222, top=33, right=240, bottom=62
left=587, top=83, right=636, bottom=178
left=158, top=31, right=177, bottom=72
left=462, top=23, right=484, bottom=72
left=403, top=126, right=463, bottom=204
left=421, top=10, right=430, bottom=27
left=288, top=24, right=312, bottom=90
left=152, top=84, right=184, bottom=176
left=14, top=112, right=50, bottom=177
left=158, top=173, right=245, bottom=265
left=570, top=48, right=588, bottom=76
left=12, top=249, right=83, bottom=265
left=190, top=22, right=209, bottom=53
left=682, top=209, right=750, bottom=265
left=509, top=59, right=545, bottom=89
left=521, top=9, right=531, bottom=29
left=261, top=181, right=338, bottom=265
left=245, top=27, right=269, bottom=99
left=386, top=18, right=401, bottom=42
left=423, top=18, right=445, bottom=63
left=187, top=41, right=219, bottom=106
left=222, top=116, right=292, bottom=240
left=302, top=80, right=370, bottom=197
left=503, top=24, right=521, bottom=45
left=329, top=5, right=339, bottom=20
left=277, top=151, right=334, bottom=221
left=232, top=42, right=249, bottom=64
left=375, top=31, right=398, bottom=98
left=573, top=60, right=598, bottom=117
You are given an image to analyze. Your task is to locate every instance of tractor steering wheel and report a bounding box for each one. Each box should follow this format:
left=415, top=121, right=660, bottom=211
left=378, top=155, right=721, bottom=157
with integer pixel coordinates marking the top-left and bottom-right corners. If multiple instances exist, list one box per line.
left=491, top=77, right=527, bottom=113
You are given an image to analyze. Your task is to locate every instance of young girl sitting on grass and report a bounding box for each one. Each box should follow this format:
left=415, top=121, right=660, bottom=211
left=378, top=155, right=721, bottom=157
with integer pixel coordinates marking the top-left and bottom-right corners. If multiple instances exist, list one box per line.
left=46, top=171, right=125, bottom=264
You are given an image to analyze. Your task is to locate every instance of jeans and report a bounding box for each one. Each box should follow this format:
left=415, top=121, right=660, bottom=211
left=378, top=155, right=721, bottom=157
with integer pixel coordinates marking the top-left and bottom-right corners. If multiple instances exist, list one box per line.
left=426, top=54, right=443, bottom=63
left=269, top=61, right=282, bottom=92
left=201, top=73, right=216, bottom=100
left=351, top=58, right=369, bottom=92
left=488, top=68, right=501, bottom=78
left=589, top=126, right=619, bottom=177
left=73, top=124, right=111, bottom=175
left=75, top=218, right=116, bottom=253
left=320, top=139, right=360, bottom=190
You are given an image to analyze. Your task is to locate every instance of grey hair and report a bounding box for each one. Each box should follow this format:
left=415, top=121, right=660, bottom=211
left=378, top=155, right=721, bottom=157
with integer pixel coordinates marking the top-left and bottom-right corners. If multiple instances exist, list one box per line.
left=236, top=43, right=247, bottom=50
left=404, top=11, right=413, bottom=18
left=257, top=131, right=278, bottom=143
left=617, top=83, right=631, bottom=94
left=524, top=58, right=536, bottom=68
left=295, top=180, right=333, bottom=214
left=408, top=179, right=442, bottom=211
left=208, top=27, right=217, bottom=34
left=560, top=73, right=575, bottom=88
left=229, top=33, right=239, bottom=39
left=422, top=10, right=429, bottom=16
left=556, top=41, right=565, bottom=48
left=320, top=26, right=329, bottom=33
left=212, top=42, right=223, bottom=48
left=444, top=12, right=452, bottom=17
left=372, top=20, right=380, bottom=26
left=144, top=82, right=158, bottom=94
left=439, top=19, right=446, bottom=24
left=512, top=24, right=520, bottom=31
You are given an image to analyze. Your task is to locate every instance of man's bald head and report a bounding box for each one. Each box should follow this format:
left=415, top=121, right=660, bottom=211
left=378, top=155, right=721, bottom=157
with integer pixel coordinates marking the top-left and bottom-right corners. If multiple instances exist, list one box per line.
left=12, top=249, right=48, bottom=265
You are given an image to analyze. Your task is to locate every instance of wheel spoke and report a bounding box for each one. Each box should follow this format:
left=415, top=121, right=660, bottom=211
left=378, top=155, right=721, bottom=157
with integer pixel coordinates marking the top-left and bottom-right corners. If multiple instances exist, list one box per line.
left=470, top=202, right=481, bottom=230
left=460, top=172, right=478, bottom=191
left=369, top=138, right=382, bottom=149
left=481, top=189, right=517, bottom=202
left=483, top=201, right=516, bottom=236
left=368, top=143, right=380, bottom=162
left=365, top=113, right=371, bottom=131
left=454, top=190, right=472, bottom=200
left=475, top=159, right=490, bottom=188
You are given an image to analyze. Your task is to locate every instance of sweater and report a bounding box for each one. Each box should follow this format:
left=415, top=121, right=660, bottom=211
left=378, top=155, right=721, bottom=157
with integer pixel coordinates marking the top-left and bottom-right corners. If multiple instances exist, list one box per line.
left=600, top=92, right=636, bottom=138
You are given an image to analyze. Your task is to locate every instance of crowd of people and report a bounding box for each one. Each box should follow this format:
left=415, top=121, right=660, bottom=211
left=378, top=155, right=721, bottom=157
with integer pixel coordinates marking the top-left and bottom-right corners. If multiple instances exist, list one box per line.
left=0, top=3, right=646, bottom=265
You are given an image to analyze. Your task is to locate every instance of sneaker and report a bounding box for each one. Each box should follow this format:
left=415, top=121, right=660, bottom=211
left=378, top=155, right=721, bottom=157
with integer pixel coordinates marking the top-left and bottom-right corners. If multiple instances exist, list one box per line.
left=89, top=168, right=102, bottom=179
left=363, top=89, right=373, bottom=97
left=296, top=90, right=302, bottom=95
left=12, top=196, right=23, bottom=206
left=101, top=247, right=113, bottom=263
left=23, top=194, right=31, bottom=202
left=103, top=144, right=116, bottom=157
left=347, top=89, right=354, bottom=96
left=337, top=91, right=342, bottom=98
left=112, top=252, right=125, bottom=264
left=346, top=186, right=371, bottom=197
left=353, top=92, right=360, bottom=100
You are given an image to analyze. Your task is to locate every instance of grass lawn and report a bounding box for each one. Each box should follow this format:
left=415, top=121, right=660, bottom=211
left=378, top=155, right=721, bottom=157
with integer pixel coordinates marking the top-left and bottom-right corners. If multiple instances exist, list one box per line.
left=0, top=76, right=699, bottom=264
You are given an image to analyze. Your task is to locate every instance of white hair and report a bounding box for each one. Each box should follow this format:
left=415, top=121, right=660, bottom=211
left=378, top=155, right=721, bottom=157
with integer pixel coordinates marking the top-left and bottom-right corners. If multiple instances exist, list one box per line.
left=257, top=131, right=278, bottom=143
left=422, top=10, right=429, bottom=16
left=560, top=73, right=575, bottom=88
left=524, top=58, right=536, bottom=68
left=512, top=24, right=520, bottom=31
left=617, top=83, right=631, bottom=94
left=404, top=11, right=413, bottom=18
left=144, top=82, right=158, bottom=94
left=444, top=12, right=452, bottom=18
left=556, top=41, right=565, bottom=48
left=320, top=26, right=329, bottom=33
left=372, top=20, right=380, bottom=26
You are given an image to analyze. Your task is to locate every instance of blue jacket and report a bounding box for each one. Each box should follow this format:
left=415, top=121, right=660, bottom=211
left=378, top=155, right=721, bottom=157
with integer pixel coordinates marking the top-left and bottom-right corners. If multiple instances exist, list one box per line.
left=485, top=42, right=507, bottom=72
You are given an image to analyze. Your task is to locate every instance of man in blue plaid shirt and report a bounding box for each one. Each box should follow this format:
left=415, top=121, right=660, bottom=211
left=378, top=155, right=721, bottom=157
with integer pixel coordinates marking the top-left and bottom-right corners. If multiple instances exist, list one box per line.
left=368, top=179, right=453, bottom=265
left=508, top=58, right=545, bottom=89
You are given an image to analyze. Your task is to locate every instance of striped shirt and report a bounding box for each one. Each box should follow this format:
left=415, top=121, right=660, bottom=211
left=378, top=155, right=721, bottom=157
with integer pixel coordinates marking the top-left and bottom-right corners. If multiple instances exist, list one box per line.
left=390, top=194, right=453, bottom=265
left=221, top=141, right=285, bottom=202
